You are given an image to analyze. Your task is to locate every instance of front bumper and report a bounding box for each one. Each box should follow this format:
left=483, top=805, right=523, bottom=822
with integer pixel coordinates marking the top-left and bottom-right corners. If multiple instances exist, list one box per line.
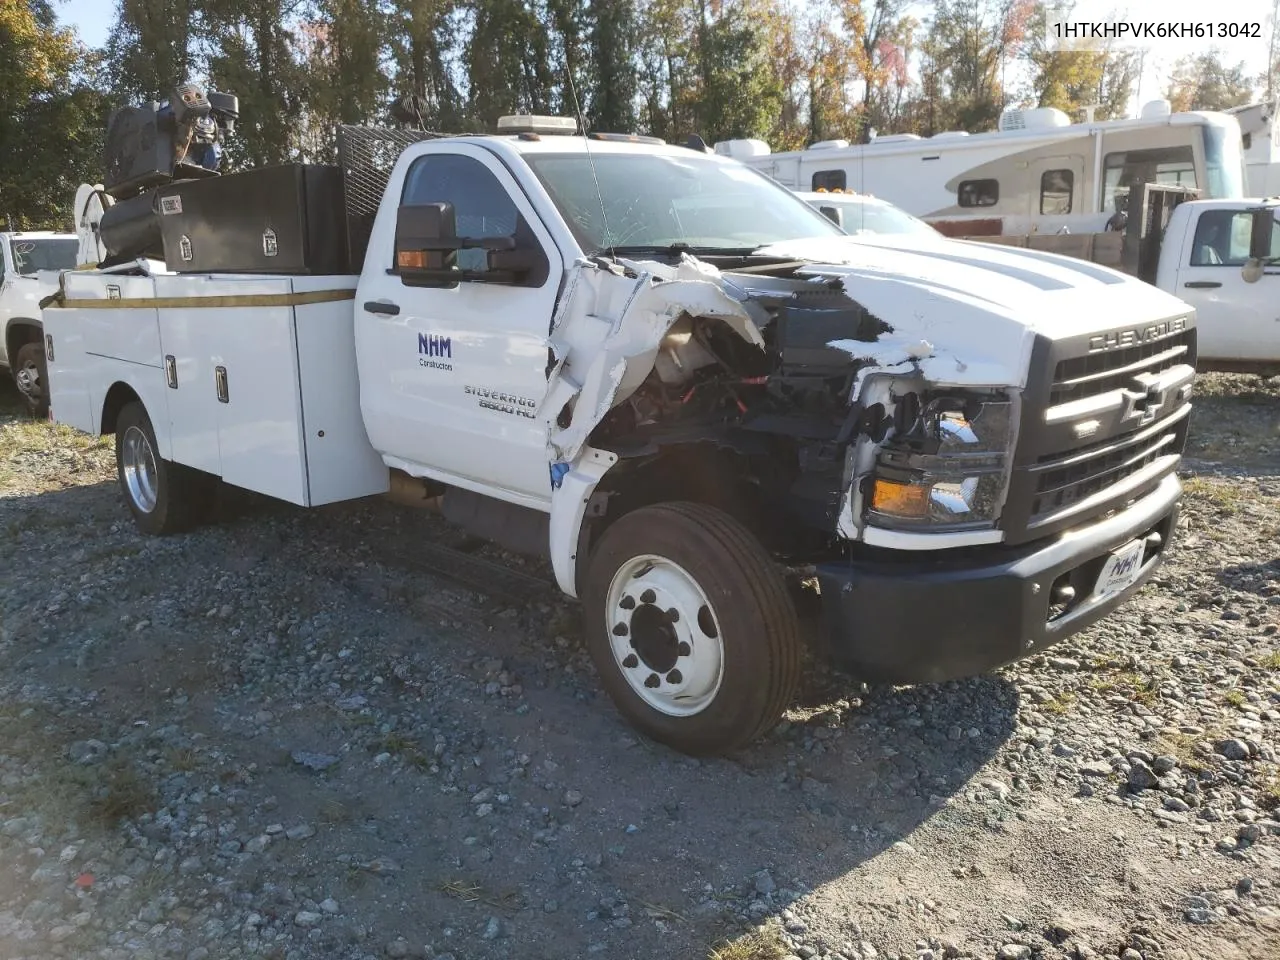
left=815, top=472, right=1182, bottom=684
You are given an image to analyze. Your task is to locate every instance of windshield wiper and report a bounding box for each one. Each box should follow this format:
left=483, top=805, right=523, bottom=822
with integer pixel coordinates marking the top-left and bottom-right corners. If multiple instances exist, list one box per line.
left=605, top=243, right=764, bottom=258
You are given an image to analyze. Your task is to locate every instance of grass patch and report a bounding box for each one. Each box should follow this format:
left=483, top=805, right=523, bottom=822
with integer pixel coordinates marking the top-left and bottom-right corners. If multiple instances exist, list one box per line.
left=1090, top=670, right=1159, bottom=705
left=1182, top=477, right=1249, bottom=514
left=436, top=878, right=523, bottom=912
left=1260, top=651, right=1280, bottom=670
left=1224, top=689, right=1246, bottom=708
left=86, top=760, right=157, bottom=827
left=708, top=924, right=790, bottom=960
left=1042, top=691, right=1076, bottom=715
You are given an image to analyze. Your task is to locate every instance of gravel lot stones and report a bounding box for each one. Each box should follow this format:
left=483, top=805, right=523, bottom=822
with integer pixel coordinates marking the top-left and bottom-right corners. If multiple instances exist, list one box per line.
left=0, top=374, right=1277, bottom=960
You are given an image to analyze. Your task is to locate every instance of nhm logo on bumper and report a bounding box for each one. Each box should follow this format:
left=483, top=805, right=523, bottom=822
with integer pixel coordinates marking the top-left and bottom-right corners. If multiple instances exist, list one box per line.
left=418, top=333, right=453, bottom=371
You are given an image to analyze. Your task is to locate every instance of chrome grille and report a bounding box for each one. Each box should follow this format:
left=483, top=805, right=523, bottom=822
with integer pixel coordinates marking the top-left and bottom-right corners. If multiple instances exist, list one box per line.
left=1050, top=330, right=1195, bottom=405
left=1001, top=322, right=1196, bottom=545
left=1028, top=411, right=1189, bottom=524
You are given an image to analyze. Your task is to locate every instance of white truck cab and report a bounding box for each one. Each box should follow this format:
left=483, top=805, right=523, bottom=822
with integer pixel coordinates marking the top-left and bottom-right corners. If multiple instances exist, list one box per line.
left=1154, top=197, right=1280, bottom=365
left=0, top=231, right=78, bottom=413
left=43, top=120, right=1197, bottom=754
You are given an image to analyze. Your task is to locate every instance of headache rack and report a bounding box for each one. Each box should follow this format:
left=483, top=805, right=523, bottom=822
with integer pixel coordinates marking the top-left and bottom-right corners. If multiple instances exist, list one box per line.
left=336, top=125, right=447, bottom=271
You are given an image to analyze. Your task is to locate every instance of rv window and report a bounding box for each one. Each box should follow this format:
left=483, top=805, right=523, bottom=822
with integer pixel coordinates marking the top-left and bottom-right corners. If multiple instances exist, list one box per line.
left=811, top=170, right=847, bottom=191
left=1190, top=209, right=1280, bottom=266
left=958, top=179, right=998, bottom=207
left=1243, top=133, right=1253, bottom=150
left=1040, top=169, right=1073, bottom=215
left=1103, top=147, right=1196, bottom=214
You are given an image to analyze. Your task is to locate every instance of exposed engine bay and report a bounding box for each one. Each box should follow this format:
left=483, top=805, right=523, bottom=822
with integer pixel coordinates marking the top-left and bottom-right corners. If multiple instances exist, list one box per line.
left=542, top=253, right=958, bottom=560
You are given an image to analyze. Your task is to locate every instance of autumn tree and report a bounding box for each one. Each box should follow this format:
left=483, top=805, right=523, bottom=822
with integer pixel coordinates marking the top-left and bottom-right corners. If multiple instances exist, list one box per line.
left=1023, top=1, right=1139, bottom=121
left=922, top=0, right=1035, bottom=132
left=1165, top=49, right=1256, bottom=112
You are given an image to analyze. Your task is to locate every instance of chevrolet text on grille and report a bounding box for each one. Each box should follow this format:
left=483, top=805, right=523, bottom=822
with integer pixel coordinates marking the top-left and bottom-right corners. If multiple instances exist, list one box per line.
left=1088, top=317, right=1189, bottom=353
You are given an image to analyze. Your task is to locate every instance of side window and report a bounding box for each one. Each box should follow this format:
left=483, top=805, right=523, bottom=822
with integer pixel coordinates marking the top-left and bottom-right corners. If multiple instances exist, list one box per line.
left=0, top=245, right=6, bottom=286
left=958, top=179, right=998, bottom=207
left=1102, top=146, right=1196, bottom=214
left=1039, top=169, right=1073, bottom=215
left=401, top=154, right=522, bottom=273
left=1190, top=210, right=1254, bottom=266
left=811, top=169, right=846, bottom=191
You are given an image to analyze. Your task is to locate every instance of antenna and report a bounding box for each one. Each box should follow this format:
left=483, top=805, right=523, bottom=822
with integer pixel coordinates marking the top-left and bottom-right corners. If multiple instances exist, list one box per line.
left=564, top=69, right=615, bottom=260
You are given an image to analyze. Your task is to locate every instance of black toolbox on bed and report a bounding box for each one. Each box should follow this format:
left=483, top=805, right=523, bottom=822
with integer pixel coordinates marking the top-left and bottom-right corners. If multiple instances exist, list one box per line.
left=155, top=164, right=349, bottom=274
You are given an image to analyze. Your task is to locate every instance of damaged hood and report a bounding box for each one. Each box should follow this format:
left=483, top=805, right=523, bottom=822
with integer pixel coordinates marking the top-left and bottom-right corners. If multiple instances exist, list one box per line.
left=743, top=234, right=1192, bottom=388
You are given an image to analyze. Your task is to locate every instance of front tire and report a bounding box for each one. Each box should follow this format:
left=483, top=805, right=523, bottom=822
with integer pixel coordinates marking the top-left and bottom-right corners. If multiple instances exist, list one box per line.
left=13, top=340, right=49, bottom=418
left=582, top=502, right=802, bottom=756
left=114, top=401, right=215, bottom=535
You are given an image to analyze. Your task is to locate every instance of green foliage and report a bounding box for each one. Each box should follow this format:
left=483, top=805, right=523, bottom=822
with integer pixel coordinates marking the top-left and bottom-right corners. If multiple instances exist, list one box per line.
left=0, top=0, right=106, bottom=229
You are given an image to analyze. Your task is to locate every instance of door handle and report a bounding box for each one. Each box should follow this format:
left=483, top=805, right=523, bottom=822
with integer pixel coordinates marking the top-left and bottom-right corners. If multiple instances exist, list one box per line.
left=1183, top=281, right=1221, bottom=289
left=215, top=366, right=229, bottom=403
left=364, top=300, right=401, bottom=316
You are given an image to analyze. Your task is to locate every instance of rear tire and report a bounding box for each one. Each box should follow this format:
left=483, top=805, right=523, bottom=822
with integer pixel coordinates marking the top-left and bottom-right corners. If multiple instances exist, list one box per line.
left=13, top=340, right=48, bottom=418
left=114, top=401, right=215, bottom=535
left=582, top=501, right=802, bottom=756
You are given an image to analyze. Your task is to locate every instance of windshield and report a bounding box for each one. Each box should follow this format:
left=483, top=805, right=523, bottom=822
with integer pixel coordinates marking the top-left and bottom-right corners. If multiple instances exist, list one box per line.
left=524, top=153, right=844, bottom=255
left=806, top=197, right=938, bottom=237
left=1203, top=120, right=1246, bottom=200
left=10, top=238, right=78, bottom=274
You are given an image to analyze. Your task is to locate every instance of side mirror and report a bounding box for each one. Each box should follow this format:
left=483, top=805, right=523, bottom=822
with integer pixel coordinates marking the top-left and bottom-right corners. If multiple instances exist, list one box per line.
left=394, top=201, right=543, bottom=285
left=395, top=202, right=460, bottom=277
left=1242, top=207, right=1275, bottom=284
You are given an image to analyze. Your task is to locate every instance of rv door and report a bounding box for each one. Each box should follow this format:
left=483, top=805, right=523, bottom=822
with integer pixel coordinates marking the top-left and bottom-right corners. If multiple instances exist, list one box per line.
left=1026, top=155, right=1086, bottom=234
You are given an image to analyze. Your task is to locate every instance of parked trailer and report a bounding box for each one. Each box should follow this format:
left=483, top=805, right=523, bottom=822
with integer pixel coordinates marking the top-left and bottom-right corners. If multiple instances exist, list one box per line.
left=45, top=120, right=1197, bottom=755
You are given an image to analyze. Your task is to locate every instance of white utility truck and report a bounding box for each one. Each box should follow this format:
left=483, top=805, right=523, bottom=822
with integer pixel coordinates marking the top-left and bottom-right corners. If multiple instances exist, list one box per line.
left=0, top=231, right=78, bottom=413
left=44, top=118, right=1204, bottom=755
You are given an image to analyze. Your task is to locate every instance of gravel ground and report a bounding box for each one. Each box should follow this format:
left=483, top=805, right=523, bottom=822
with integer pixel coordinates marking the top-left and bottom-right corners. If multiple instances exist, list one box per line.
left=0, top=372, right=1276, bottom=960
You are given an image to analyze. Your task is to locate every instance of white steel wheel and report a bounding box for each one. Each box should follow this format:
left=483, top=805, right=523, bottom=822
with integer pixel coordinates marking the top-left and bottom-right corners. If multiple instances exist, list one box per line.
left=121, top=424, right=159, bottom=513
left=582, top=501, right=802, bottom=756
left=605, top=554, right=724, bottom=717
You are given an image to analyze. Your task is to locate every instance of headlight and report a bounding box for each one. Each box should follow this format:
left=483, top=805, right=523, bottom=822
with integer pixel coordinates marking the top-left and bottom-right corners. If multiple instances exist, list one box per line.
left=866, top=391, right=1013, bottom=531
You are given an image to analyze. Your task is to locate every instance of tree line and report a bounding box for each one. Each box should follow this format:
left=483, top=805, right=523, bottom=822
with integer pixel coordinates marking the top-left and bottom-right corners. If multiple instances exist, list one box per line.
left=0, top=0, right=1270, bottom=228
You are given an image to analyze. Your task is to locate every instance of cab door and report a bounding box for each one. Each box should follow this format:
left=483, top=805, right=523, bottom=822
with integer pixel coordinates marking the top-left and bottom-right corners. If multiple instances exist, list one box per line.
left=1173, top=207, right=1280, bottom=362
left=356, top=144, right=563, bottom=504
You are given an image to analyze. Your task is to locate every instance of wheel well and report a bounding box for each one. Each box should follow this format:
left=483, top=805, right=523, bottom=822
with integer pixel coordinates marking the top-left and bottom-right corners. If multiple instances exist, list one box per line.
left=581, top=444, right=778, bottom=572
left=5, top=321, right=40, bottom=365
left=100, top=383, right=141, bottom=435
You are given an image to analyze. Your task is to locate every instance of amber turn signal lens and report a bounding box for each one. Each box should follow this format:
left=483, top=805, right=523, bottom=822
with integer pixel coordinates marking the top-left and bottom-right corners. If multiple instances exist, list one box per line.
left=871, top=479, right=929, bottom=518
left=397, top=250, right=428, bottom=269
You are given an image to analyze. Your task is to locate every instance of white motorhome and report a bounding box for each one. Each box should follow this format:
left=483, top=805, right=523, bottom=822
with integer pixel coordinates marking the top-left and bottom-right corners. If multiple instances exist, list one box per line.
left=1226, top=99, right=1280, bottom=197
left=716, top=101, right=1246, bottom=237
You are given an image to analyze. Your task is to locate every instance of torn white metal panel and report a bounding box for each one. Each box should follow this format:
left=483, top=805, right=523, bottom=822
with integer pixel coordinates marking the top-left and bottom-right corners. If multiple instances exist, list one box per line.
left=541, top=255, right=762, bottom=466
left=548, top=446, right=618, bottom=598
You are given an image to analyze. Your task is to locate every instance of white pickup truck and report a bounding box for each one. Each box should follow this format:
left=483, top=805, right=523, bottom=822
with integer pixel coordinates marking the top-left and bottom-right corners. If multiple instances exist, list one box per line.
left=43, top=120, right=1198, bottom=755
left=1152, top=197, right=1280, bottom=367
left=0, top=231, right=78, bottom=413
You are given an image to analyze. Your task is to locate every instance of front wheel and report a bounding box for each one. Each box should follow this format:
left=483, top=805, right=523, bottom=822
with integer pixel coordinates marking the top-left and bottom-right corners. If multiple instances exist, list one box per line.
left=582, top=502, right=802, bottom=756
left=13, top=340, right=49, bottom=418
left=114, top=401, right=216, bottom=535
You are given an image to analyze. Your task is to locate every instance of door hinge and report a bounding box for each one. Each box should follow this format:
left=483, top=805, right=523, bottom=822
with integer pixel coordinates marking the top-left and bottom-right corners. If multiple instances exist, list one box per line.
left=165, top=355, right=177, bottom=388
left=215, top=365, right=229, bottom=403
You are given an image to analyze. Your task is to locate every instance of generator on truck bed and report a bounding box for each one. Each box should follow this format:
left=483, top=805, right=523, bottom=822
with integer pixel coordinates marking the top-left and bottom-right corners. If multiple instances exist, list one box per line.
left=44, top=115, right=1197, bottom=755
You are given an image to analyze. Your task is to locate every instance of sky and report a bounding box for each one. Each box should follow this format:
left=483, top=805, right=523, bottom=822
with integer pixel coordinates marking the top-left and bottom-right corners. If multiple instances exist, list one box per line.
left=56, top=0, right=1276, bottom=113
